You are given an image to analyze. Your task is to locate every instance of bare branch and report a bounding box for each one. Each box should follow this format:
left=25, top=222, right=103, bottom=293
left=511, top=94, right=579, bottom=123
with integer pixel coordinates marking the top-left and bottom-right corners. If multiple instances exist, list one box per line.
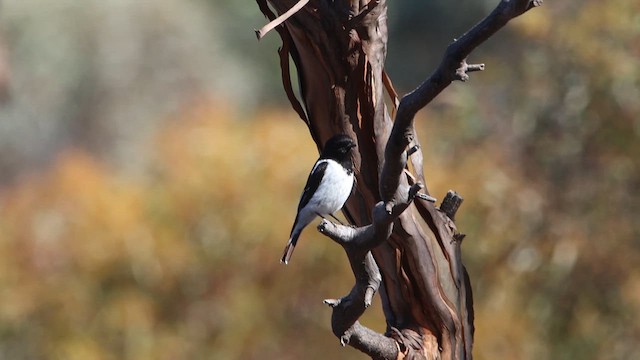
left=258, top=0, right=541, bottom=358
left=319, top=180, right=422, bottom=250
left=440, top=190, right=464, bottom=220
left=316, top=180, right=423, bottom=359
left=396, top=0, right=543, bottom=124
left=341, top=322, right=399, bottom=360
left=255, top=0, right=310, bottom=40
left=455, top=60, right=486, bottom=81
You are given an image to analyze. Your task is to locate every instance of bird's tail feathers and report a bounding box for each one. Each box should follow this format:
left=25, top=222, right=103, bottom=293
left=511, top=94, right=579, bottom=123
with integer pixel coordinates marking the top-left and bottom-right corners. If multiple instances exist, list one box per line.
left=280, top=232, right=300, bottom=265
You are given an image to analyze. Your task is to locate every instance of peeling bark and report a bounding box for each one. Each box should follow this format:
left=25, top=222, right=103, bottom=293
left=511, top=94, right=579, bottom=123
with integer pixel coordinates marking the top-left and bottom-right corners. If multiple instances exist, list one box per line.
left=256, top=0, right=542, bottom=358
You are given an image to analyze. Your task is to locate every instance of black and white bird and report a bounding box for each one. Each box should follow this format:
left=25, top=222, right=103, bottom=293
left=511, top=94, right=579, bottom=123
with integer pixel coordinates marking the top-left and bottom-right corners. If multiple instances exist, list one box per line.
left=281, top=134, right=357, bottom=264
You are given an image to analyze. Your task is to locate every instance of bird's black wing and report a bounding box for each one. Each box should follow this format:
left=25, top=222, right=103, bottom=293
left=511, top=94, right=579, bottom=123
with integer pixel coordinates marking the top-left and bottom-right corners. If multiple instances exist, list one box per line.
left=297, top=160, right=328, bottom=212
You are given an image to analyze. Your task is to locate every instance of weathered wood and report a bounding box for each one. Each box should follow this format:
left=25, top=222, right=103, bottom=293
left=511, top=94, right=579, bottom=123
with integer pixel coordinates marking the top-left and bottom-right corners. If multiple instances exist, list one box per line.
left=256, top=0, right=541, bottom=358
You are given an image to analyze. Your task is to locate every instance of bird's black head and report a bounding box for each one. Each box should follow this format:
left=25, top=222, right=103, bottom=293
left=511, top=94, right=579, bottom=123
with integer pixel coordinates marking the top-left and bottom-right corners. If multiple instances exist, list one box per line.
left=320, top=134, right=357, bottom=168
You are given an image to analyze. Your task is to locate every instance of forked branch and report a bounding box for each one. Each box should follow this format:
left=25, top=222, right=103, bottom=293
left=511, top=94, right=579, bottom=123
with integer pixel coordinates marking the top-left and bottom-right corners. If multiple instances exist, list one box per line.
left=396, top=0, right=543, bottom=127
left=318, top=180, right=423, bottom=358
left=257, top=0, right=541, bottom=358
left=316, top=0, right=542, bottom=358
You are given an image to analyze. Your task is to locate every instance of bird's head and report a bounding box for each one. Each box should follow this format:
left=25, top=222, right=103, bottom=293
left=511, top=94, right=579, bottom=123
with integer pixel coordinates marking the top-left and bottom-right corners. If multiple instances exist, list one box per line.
left=321, top=134, right=357, bottom=161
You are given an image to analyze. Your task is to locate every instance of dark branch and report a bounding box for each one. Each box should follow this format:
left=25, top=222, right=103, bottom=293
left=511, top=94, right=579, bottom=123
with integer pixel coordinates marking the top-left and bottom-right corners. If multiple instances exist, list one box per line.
left=440, top=190, right=464, bottom=221
left=319, top=181, right=422, bottom=250
left=258, top=0, right=541, bottom=358
left=345, top=322, right=399, bottom=360
left=395, top=0, right=542, bottom=126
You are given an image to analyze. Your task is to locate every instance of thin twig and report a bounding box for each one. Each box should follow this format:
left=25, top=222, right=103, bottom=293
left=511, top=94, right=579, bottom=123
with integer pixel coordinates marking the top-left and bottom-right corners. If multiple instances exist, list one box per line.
left=255, top=0, right=310, bottom=40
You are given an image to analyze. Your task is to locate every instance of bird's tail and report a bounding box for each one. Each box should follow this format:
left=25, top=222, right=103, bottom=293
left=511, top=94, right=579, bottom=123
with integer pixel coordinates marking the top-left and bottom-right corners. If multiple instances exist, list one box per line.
left=280, top=232, right=300, bottom=265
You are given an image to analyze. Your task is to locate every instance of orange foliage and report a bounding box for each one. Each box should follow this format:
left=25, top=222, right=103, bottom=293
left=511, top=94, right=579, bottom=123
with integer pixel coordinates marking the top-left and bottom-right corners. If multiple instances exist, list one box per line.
left=0, top=104, right=363, bottom=359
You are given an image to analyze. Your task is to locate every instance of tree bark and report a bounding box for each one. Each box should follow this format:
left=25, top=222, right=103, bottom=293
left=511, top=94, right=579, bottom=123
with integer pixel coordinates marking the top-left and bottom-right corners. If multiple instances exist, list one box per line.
left=256, top=1, right=541, bottom=359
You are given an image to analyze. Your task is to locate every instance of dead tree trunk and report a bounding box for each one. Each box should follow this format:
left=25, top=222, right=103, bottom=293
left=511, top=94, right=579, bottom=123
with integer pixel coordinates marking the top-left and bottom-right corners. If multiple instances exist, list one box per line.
left=256, top=1, right=541, bottom=359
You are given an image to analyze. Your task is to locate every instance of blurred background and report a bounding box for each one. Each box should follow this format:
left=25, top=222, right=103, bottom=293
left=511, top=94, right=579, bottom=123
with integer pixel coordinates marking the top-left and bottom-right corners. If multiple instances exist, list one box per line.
left=0, top=0, right=638, bottom=359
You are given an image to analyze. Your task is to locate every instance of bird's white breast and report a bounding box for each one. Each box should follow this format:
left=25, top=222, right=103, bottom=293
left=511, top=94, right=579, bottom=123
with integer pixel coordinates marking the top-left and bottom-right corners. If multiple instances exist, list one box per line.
left=308, top=159, right=354, bottom=215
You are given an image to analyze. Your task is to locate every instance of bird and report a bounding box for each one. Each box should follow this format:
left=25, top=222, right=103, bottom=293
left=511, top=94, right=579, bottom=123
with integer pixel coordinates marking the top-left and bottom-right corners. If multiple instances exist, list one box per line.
left=281, top=134, right=357, bottom=264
